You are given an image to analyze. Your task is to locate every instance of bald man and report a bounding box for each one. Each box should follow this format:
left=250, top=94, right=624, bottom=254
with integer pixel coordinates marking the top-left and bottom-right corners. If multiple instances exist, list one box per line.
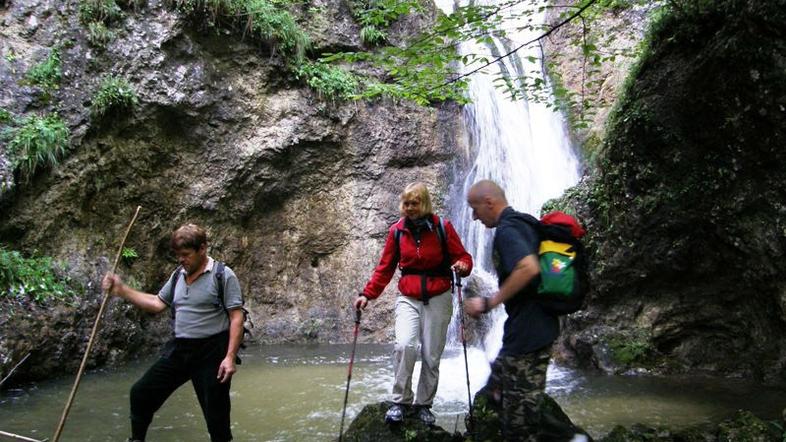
left=465, top=180, right=559, bottom=441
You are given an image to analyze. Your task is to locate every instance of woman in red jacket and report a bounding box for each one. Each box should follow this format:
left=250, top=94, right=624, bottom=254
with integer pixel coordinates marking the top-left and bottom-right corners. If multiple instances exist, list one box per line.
left=354, top=182, right=473, bottom=425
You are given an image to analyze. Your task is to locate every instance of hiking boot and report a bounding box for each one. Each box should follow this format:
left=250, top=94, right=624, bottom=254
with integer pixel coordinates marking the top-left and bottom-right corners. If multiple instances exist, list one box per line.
left=385, top=404, right=404, bottom=423
left=417, top=406, right=436, bottom=426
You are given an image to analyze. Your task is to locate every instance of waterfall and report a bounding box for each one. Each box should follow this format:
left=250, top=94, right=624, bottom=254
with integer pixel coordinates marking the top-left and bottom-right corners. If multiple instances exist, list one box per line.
left=432, top=0, right=581, bottom=402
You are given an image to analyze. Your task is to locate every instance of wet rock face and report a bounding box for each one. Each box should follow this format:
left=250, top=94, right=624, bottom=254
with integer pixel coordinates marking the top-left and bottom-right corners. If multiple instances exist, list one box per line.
left=0, top=0, right=464, bottom=381
left=555, top=0, right=786, bottom=381
left=544, top=3, right=654, bottom=154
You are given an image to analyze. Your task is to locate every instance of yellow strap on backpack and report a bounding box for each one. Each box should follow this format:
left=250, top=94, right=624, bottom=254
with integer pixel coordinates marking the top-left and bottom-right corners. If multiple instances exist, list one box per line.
left=539, top=240, right=576, bottom=258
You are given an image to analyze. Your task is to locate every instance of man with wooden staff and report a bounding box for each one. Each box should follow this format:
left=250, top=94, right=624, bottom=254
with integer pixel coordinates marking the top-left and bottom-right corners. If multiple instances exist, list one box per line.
left=103, top=223, right=244, bottom=442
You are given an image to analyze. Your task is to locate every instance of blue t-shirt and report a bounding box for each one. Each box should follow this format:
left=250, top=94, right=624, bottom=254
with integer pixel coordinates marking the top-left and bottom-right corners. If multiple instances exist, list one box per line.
left=494, top=207, right=559, bottom=356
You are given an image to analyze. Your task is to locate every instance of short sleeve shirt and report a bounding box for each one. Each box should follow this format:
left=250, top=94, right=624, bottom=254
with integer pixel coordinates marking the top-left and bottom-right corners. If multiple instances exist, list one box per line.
left=158, top=257, right=243, bottom=339
left=494, top=207, right=559, bottom=356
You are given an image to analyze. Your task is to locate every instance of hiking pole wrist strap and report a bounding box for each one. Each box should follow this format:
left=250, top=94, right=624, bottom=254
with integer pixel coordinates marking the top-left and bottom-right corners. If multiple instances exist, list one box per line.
left=482, top=297, right=491, bottom=313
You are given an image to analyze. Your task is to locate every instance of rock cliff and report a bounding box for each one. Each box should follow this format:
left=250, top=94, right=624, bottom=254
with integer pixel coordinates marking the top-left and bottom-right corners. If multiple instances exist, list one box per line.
left=0, top=0, right=465, bottom=381
left=553, top=0, right=786, bottom=382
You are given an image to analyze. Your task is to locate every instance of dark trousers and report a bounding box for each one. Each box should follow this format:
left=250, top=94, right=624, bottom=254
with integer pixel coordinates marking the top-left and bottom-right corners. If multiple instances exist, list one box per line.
left=130, top=331, right=232, bottom=442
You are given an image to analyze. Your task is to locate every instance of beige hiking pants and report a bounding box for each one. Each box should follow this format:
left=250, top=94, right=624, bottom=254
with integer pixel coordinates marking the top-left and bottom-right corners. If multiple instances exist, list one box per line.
left=392, top=290, right=453, bottom=406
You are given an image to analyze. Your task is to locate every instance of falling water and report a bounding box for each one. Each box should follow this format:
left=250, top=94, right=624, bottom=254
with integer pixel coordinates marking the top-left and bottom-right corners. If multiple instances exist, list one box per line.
left=430, top=0, right=581, bottom=405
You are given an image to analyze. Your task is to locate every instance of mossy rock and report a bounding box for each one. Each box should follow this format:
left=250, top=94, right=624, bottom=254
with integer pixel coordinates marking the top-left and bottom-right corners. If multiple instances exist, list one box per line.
left=599, top=423, right=717, bottom=442
left=717, top=410, right=782, bottom=442
left=340, top=402, right=464, bottom=442
left=597, top=411, right=783, bottom=442
left=468, top=386, right=592, bottom=441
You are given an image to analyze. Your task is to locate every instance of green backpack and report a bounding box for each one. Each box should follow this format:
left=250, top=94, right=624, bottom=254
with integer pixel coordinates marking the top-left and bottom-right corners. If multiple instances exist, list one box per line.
left=518, top=211, right=588, bottom=315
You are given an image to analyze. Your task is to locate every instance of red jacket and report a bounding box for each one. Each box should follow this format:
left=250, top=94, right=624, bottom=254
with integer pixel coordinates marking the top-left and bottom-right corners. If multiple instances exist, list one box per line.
left=363, top=215, right=473, bottom=300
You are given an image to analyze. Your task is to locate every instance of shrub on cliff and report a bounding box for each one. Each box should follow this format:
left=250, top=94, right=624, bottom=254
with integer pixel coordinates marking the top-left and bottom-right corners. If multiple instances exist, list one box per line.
left=294, top=62, right=358, bottom=101
left=90, top=75, right=138, bottom=121
left=172, top=0, right=310, bottom=64
left=23, top=48, right=61, bottom=101
left=5, top=113, right=70, bottom=181
left=78, top=0, right=122, bottom=25
left=0, top=248, right=76, bottom=304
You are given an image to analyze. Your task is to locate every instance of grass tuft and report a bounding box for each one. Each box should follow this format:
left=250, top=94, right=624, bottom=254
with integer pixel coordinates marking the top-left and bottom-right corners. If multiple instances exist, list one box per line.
left=91, top=75, right=139, bottom=120
left=7, top=114, right=70, bottom=181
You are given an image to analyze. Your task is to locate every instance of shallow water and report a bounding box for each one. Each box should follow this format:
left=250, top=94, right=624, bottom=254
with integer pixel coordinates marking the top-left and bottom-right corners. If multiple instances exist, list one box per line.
left=1, top=344, right=784, bottom=441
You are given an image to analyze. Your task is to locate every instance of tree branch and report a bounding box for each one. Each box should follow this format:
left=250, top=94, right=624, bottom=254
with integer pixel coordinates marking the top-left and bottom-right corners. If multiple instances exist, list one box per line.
left=433, top=0, right=598, bottom=91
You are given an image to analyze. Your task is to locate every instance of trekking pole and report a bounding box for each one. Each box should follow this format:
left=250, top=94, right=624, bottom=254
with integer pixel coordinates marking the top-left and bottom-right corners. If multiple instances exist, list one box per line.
left=338, top=308, right=362, bottom=442
left=52, top=206, right=142, bottom=442
left=453, top=269, right=474, bottom=432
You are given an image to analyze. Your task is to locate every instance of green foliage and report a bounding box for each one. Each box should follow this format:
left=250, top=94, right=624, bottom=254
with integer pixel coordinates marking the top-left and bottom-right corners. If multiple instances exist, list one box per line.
left=90, top=75, right=138, bottom=120
left=4, top=49, right=18, bottom=63
left=243, top=0, right=310, bottom=63
left=352, top=0, right=421, bottom=30
left=587, top=0, right=649, bottom=16
left=79, top=0, right=122, bottom=24
left=295, top=62, right=358, bottom=101
left=322, top=21, right=471, bottom=105
left=360, top=25, right=387, bottom=45
left=0, top=108, right=12, bottom=125
left=79, top=0, right=124, bottom=47
left=718, top=410, right=782, bottom=442
left=320, top=0, right=557, bottom=105
left=321, top=0, right=664, bottom=114
left=121, top=247, right=139, bottom=265
left=87, top=21, right=115, bottom=47
left=172, top=0, right=310, bottom=64
left=403, top=428, right=418, bottom=442
left=7, top=114, right=70, bottom=181
left=24, top=48, right=61, bottom=99
left=121, top=247, right=139, bottom=259
left=544, top=0, right=657, bottom=129
left=0, top=248, right=76, bottom=304
left=606, top=329, right=654, bottom=367
left=666, top=0, right=716, bottom=18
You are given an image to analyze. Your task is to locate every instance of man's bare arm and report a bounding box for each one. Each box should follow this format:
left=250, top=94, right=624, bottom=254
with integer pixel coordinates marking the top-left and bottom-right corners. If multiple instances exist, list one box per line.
left=102, top=273, right=168, bottom=314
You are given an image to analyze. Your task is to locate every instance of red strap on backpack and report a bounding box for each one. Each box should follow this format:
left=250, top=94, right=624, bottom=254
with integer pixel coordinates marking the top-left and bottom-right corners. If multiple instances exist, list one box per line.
left=541, top=211, right=586, bottom=239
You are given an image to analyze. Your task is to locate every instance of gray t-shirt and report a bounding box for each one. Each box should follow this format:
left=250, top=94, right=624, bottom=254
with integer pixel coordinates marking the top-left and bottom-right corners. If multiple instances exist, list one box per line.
left=158, top=257, right=243, bottom=339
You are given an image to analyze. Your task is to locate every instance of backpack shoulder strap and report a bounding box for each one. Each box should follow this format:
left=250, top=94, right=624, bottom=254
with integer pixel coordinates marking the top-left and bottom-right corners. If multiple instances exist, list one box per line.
left=435, top=215, right=450, bottom=268
left=435, top=216, right=446, bottom=243
left=214, top=261, right=226, bottom=310
left=394, top=217, right=449, bottom=269
left=394, top=222, right=405, bottom=266
left=169, top=265, right=183, bottom=320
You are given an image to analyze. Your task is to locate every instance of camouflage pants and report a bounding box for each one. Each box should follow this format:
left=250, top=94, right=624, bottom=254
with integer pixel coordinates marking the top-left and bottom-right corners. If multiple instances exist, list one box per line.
left=488, top=346, right=551, bottom=441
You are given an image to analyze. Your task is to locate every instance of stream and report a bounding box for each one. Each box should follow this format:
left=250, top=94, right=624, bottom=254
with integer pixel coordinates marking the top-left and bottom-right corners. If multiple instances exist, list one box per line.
left=1, top=343, right=784, bottom=441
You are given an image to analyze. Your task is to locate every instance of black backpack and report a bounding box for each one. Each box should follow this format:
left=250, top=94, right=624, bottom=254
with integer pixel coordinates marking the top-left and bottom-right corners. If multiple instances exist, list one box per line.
left=517, top=212, right=588, bottom=315
left=168, top=262, right=253, bottom=357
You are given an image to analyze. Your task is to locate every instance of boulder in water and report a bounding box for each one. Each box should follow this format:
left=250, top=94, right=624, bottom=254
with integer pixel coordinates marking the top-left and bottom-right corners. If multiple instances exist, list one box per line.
left=339, top=402, right=464, bottom=442
left=597, top=410, right=782, bottom=441
left=468, top=385, right=592, bottom=441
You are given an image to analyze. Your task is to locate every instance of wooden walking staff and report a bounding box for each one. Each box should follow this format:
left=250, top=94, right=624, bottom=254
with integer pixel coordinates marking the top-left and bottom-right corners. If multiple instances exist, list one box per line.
left=0, top=430, right=48, bottom=441
left=51, top=206, right=142, bottom=442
